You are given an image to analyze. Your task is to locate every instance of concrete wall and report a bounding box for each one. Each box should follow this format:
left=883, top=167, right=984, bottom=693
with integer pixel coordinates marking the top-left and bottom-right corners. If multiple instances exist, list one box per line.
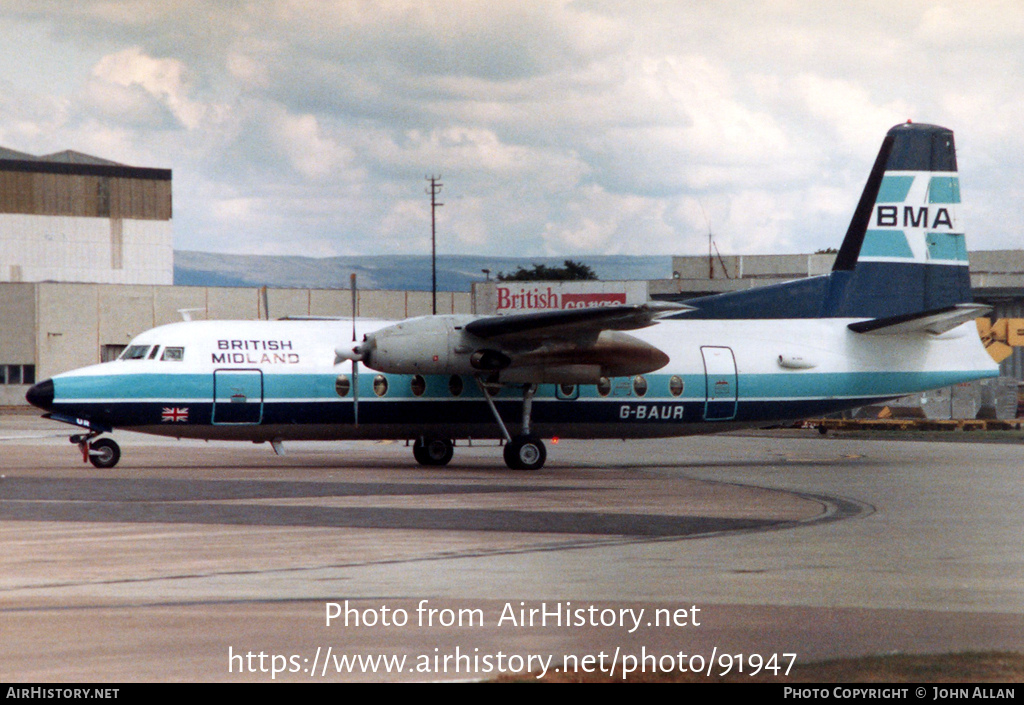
left=0, top=283, right=35, bottom=405
left=670, top=253, right=837, bottom=283
left=663, top=249, right=1024, bottom=300
left=35, top=283, right=101, bottom=381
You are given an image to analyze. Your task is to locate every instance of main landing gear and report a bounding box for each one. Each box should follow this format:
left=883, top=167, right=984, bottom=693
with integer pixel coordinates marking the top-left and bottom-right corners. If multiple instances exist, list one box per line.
left=70, top=433, right=121, bottom=469
left=481, top=380, right=547, bottom=471
left=412, top=437, right=455, bottom=466
left=408, top=382, right=548, bottom=471
left=503, top=434, right=546, bottom=471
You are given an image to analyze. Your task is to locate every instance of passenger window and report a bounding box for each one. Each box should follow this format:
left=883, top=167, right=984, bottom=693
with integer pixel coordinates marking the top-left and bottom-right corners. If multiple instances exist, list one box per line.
left=161, top=347, right=185, bottom=361
left=448, top=375, right=464, bottom=397
left=556, top=383, right=578, bottom=400
left=632, top=375, right=648, bottom=397
left=669, top=375, right=684, bottom=397
left=411, top=375, right=426, bottom=397
left=335, top=375, right=351, bottom=397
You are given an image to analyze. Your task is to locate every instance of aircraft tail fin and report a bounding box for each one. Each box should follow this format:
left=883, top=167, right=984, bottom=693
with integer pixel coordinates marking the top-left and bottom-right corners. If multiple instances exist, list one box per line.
left=824, top=121, right=972, bottom=317
left=676, top=122, right=973, bottom=320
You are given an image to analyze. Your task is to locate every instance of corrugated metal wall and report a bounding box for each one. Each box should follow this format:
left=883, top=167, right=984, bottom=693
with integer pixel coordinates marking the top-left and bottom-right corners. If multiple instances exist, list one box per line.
left=0, top=171, right=171, bottom=220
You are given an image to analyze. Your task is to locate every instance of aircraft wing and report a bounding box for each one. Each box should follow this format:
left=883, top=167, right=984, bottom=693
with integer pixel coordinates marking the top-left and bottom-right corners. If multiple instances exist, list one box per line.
left=464, top=301, right=690, bottom=347
left=350, top=301, right=690, bottom=383
left=460, top=302, right=690, bottom=382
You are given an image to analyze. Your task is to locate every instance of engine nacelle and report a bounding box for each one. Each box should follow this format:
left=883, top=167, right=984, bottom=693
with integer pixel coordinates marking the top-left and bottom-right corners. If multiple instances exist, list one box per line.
left=349, top=315, right=671, bottom=382
left=361, top=315, right=481, bottom=375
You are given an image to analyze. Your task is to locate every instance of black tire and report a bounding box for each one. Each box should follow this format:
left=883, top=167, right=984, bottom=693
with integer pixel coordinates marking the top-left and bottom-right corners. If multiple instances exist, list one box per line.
left=412, top=437, right=454, bottom=466
left=88, top=438, right=121, bottom=469
left=503, top=436, right=546, bottom=471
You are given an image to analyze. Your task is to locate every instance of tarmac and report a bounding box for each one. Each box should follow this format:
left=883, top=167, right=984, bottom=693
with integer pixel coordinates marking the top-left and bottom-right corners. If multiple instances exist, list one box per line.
left=1, top=413, right=1023, bottom=682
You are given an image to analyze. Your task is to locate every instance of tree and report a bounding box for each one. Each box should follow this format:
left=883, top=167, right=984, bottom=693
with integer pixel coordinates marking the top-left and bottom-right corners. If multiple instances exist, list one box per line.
left=497, top=260, right=598, bottom=281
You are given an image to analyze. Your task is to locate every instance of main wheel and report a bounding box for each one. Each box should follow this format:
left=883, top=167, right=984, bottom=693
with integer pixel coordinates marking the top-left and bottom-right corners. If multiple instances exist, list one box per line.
left=88, top=438, right=121, bottom=469
left=503, top=435, right=546, bottom=471
left=412, top=437, right=454, bottom=466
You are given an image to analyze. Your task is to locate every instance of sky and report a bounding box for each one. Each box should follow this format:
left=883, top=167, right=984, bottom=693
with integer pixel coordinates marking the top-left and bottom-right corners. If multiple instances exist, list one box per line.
left=0, top=1, right=1020, bottom=259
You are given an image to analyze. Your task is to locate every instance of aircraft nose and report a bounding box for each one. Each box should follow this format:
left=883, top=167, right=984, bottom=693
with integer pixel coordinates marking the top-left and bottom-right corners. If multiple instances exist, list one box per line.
left=25, top=379, right=54, bottom=411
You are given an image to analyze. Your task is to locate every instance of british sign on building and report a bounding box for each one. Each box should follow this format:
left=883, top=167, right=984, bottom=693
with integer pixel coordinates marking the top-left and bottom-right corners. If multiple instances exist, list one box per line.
left=474, top=280, right=649, bottom=315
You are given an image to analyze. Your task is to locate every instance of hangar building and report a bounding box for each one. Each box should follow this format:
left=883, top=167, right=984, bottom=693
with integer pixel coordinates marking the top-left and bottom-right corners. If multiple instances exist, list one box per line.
left=0, top=147, right=172, bottom=285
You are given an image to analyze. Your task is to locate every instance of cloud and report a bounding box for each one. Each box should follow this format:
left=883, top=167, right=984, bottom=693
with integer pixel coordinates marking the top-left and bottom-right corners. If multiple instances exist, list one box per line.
left=86, top=47, right=208, bottom=129
left=0, top=1, right=1019, bottom=258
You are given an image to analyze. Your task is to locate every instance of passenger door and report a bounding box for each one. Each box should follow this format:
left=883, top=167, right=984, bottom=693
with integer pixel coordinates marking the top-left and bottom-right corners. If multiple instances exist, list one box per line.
left=212, top=369, right=264, bottom=424
left=701, top=346, right=738, bottom=421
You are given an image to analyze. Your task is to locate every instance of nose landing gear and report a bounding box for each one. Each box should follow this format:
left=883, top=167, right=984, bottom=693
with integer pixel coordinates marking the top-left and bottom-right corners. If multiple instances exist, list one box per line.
left=70, top=433, right=121, bottom=469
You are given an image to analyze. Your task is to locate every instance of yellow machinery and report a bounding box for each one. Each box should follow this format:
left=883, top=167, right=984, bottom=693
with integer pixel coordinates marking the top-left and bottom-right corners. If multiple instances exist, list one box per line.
left=976, top=318, right=1024, bottom=363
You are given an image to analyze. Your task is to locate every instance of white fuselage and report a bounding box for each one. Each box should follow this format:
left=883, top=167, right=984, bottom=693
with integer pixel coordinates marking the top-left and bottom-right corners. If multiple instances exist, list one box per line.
left=41, top=316, right=999, bottom=443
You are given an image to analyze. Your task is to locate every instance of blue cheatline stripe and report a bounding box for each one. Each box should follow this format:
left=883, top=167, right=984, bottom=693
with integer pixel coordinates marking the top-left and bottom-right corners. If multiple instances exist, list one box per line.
left=926, top=232, right=968, bottom=262
left=43, top=392, right=978, bottom=433
left=928, top=176, right=960, bottom=204
left=861, top=230, right=914, bottom=258
left=876, top=175, right=914, bottom=203
left=54, top=369, right=993, bottom=406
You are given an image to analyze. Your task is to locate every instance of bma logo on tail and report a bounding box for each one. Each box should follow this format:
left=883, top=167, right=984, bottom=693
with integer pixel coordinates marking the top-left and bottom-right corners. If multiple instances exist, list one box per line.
left=863, top=171, right=967, bottom=265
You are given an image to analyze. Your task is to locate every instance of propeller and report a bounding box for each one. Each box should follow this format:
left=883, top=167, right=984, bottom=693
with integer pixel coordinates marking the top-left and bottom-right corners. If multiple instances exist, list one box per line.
left=350, top=273, right=359, bottom=425
left=333, top=274, right=367, bottom=424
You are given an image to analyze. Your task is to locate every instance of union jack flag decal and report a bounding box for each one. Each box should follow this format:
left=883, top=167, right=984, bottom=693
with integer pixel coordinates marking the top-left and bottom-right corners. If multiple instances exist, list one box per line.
left=161, top=407, right=189, bottom=422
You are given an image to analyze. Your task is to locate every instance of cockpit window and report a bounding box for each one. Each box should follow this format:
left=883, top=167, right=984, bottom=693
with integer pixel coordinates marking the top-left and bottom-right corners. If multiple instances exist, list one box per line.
left=148, top=346, right=161, bottom=360
left=161, top=347, right=184, bottom=362
left=120, top=345, right=151, bottom=360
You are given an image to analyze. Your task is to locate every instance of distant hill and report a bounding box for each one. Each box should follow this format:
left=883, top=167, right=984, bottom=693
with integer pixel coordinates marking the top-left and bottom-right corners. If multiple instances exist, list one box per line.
left=174, top=252, right=671, bottom=291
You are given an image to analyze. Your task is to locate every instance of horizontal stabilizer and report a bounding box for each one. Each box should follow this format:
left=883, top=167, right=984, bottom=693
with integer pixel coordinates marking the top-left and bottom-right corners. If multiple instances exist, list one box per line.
left=848, top=303, right=990, bottom=336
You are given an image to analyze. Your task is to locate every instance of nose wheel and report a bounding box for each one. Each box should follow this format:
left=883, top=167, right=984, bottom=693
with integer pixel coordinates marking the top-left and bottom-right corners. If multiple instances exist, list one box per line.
left=71, top=434, right=121, bottom=468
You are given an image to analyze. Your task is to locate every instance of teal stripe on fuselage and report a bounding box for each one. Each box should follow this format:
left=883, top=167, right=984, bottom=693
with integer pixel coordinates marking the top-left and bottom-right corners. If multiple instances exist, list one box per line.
left=56, top=373, right=214, bottom=400
left=54, top=369, right=992, bottom=404
left=738, top=370, right=987, bottom=398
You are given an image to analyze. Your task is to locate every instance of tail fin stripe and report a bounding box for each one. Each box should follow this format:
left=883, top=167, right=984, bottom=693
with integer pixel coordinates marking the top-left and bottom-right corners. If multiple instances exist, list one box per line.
left=862, top=230, right=914, bottom=258
left=877, top=175, right=914, bottom=203
left=832, top=134, right=895, bottom=271
left=927, top=176, right=960, bottom=204
left=926, top=233, right=968, bottom=262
